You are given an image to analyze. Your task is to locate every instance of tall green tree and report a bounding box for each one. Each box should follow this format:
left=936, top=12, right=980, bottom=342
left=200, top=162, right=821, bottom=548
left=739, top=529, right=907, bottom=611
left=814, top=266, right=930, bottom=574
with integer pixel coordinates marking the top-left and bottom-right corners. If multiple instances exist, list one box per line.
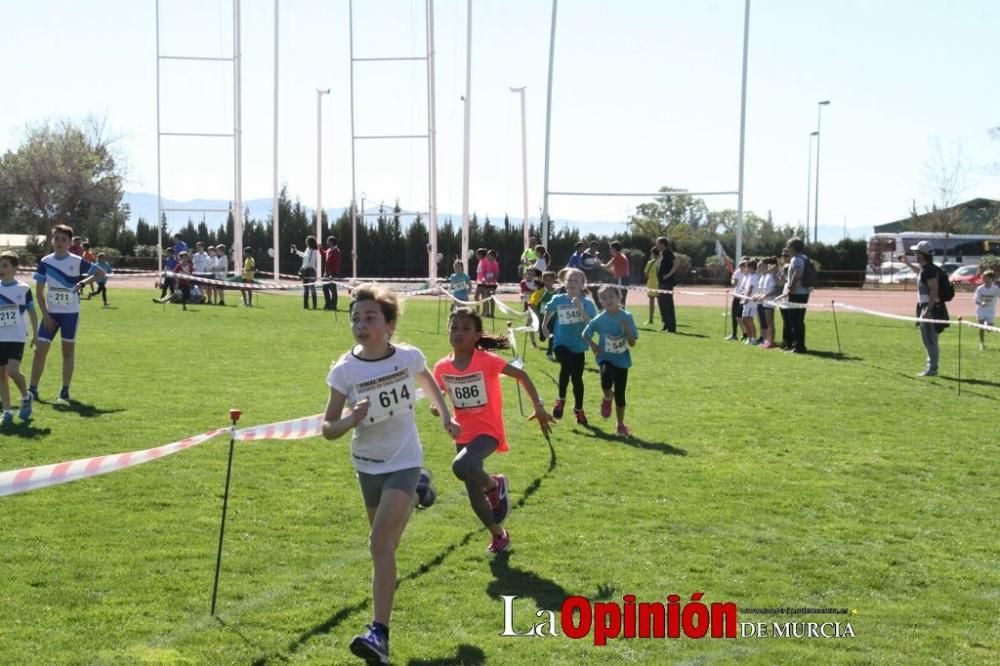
left=0, top=117, right=128, bottom=243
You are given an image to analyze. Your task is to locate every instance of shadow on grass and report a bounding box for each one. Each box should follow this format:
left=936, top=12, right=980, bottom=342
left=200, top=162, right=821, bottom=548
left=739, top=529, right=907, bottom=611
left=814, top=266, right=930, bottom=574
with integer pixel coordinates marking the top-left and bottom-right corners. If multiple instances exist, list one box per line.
left=868, top=363, right=1000, bottom=401
left=799, top=349, right=864, bottom=362
left=51, top=400, right=125, bottom=418
left=486, top=551, right=569, bottom=610
left=0, top=422, right=53, bottom=438
left=251, top=429, right=559, bottom=664
left=407, top=645, right=487, bottom=666
left=937, top=375, right=1000, bottom=389
left=249, top=598, right=370, bottom=666
left=580, top=424, right=687, bottom=456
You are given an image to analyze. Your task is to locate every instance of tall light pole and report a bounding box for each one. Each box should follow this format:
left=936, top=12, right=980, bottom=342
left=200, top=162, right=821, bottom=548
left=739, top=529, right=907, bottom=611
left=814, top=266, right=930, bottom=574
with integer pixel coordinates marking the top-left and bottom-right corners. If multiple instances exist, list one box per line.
left=272, top=0, right=280, bottom=279
left=813, top=100, right=830, bottom=245
left=510, top=86, right=529, bottom=252
left=460, top=0, right=472, bottom=268
left=806, top=131, right=817, bottom=239
left=316, top=88, right=330, bottom=276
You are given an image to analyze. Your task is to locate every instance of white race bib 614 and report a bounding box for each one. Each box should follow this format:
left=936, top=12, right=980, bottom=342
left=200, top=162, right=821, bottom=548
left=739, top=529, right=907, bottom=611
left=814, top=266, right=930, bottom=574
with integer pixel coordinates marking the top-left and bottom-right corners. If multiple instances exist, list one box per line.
left=355, top=368, right=415, bottom=424
left=604, top=334, right=628, bottom=354
left=442, top=372, right=487, bottom=409
left=557, top=304, right=583, bottom=325
left=0, top=306, right=17, bottom=329
left=47, top=287, right=73, bottom=309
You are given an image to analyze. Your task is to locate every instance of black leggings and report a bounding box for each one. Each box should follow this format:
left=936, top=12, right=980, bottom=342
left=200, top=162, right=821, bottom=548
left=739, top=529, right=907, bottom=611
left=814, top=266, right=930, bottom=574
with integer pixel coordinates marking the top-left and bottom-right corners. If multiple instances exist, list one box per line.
left=452, top=435, right=500, bottom=528
left=599, top=362, right=629, bottom=407
left=730, top=297, right=741, bottom=336
left=93, top=283, right=108, bottom=305
left=555, top=345, right=585, bottom=410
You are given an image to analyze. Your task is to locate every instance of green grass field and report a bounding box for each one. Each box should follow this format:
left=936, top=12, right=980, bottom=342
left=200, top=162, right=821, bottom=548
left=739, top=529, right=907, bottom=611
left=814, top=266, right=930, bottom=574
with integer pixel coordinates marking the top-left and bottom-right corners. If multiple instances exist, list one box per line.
left=0, top=289, right=997, bottom=665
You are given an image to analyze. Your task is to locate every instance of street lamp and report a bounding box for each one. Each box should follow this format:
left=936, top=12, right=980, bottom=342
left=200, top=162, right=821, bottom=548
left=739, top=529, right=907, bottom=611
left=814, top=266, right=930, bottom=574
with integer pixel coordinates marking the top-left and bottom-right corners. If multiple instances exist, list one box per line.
left=509, top=86, right=529, bottom=253
left=316, top=88, right=330, bottom=276
left=813, top=100, right=831, bottom=245
left=806, top=131, right=818, bottom=239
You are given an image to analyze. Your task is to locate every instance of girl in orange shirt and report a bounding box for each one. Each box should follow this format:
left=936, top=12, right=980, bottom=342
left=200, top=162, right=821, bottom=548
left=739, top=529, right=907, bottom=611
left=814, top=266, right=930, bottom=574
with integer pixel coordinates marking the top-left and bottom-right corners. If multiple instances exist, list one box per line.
left=432, top=308, right=553, bottom=554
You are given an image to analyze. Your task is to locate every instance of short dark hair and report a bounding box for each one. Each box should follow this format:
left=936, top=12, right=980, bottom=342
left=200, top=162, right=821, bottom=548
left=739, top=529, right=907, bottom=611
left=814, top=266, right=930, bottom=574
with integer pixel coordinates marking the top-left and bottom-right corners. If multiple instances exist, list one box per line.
left=609, top=240, right=622, bottom=251
left=656, top=236, right=670, bottom=249
left=787, top=237, right=805, bottom=253
left=53, top=224, right=74, bottom=240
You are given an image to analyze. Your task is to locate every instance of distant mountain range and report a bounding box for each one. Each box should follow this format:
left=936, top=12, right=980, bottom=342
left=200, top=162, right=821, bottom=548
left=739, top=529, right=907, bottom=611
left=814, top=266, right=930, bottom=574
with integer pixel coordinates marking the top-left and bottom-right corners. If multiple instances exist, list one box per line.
left=123, top=192, right=870, bottom=243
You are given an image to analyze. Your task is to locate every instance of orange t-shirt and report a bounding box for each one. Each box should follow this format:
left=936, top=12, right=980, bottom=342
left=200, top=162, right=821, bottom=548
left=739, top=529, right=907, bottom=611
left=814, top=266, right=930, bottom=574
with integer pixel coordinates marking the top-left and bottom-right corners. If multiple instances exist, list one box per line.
left=433, top=348, right=510, bottom=451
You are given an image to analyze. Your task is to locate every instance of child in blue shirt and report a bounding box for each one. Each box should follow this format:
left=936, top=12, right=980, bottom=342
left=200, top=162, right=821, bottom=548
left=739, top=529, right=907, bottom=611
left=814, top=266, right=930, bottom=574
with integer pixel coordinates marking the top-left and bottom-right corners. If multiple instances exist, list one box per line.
left=542, top=267, right=597, bottom=424
left=582, top=285, right=638, bottom=437
left=86, top=253, right=113, bottom=307
left=448, top=260, right=472, bottom=309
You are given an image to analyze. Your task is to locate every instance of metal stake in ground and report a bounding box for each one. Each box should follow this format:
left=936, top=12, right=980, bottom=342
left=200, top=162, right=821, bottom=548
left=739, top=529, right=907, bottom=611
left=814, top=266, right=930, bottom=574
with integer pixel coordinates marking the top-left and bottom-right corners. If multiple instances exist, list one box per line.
left=436, top=287, right=443, bottom=334
left=723, top=291, right=728, bottom=338
left=957, top=317, right=962, bottom=396
left=210, top=408, right=242, bottom=616
left=831, top=300, right=843, bottom=357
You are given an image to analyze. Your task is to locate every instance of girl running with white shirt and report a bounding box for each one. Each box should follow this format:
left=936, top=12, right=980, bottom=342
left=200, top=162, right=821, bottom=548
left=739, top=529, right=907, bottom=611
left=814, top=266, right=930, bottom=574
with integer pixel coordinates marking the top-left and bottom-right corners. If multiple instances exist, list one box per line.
left=323, top=284, right=460, bottom=665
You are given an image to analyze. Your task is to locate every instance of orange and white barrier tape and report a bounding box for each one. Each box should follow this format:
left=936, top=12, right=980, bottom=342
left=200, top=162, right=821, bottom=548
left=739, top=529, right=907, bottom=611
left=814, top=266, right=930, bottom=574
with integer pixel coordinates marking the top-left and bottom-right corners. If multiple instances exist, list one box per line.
left=0, top=393, right=429, bottom=498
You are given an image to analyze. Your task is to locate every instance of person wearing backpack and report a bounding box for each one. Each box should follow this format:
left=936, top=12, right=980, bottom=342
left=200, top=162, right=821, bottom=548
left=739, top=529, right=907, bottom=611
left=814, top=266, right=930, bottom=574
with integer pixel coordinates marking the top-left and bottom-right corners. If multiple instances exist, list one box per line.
left=900, top=241, right=950, bottom=377
left=775, top=237, right=813, bottom=353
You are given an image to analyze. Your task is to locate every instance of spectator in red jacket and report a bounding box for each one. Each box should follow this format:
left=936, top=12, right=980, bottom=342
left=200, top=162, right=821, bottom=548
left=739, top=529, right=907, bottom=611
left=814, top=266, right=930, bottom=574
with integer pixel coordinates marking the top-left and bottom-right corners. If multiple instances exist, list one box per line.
left=322, top=236, right=342, bottom=311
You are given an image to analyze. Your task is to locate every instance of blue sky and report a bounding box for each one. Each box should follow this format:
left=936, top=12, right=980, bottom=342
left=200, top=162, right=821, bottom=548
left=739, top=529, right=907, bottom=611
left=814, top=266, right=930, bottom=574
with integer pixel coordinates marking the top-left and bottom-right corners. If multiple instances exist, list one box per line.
left=2, top=0, right=998, bottom=241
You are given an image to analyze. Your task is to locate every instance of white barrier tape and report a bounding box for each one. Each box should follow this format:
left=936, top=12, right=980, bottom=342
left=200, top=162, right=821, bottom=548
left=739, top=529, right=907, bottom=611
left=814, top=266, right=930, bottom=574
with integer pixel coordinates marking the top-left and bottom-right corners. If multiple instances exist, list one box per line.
left=1, top=390, right=431, bottom=498
left=0, top=429, right=226, bottom=497
left=832, top=302, right=1000, bottom=333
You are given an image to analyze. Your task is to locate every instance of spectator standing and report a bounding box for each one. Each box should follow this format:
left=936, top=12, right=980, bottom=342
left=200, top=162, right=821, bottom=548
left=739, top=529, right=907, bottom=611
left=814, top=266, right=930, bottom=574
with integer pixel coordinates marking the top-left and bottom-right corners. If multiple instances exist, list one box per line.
left=322, top=236, right=342, bottom=311
left=900, top=241, right=949, bottom=376
left=776, top=237, right=811, bottom=353
left=603, top=241, right=631, bottom=304
left=291, top=236, right=319, bottom=310
left=172, top=234, right=189, bottom=256
left=581, top=240, right=602, bottom=303
left=214, top=244, right=228, bottom=306
left=655, top=237, right=677, bottom=333
left=643, top=247, right=659, bottom=325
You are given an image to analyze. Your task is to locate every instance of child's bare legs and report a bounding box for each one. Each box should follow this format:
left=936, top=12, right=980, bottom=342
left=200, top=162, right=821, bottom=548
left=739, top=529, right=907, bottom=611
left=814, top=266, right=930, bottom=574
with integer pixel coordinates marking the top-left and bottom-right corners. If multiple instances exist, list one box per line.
left=0, top=367, right=10, bottom=413
left=365, top=490, right=415, bottom=626
left=647, top=296, right=655, bottom=323
left=5, top=359, right=27, bottom=401
left=765, top=309, right=775, bottom=346
left=980, top=320, right=987, bottom=349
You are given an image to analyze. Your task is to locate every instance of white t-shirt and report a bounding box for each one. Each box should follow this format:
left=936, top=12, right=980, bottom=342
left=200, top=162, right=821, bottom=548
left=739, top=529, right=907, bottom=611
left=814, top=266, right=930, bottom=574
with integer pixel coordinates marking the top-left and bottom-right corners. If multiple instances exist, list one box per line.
left=731, top=269, right=745, bottom=290
left=215, top=254, right=228, bottom=278
left=758, top=273, right=778, bottom=300
left=193, top=251, right=211, bottom=274
left=975, top=284, right=999, bottom=318
left=326, top=343, right=427, bottom=474
left=0, top=280, right=34, bottom=343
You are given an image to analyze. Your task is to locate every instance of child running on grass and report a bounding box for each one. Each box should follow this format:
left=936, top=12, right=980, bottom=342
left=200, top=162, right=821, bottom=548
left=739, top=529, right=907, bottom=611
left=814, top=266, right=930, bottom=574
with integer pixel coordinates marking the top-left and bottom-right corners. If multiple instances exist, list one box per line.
left=582, top=285, right=638, bottom=437
left=542, top=267, right=597, bottom=424
left=86, top=252, right=113, bottom=307
left=323, top=284, right=460, bottom=666
left=0, top=251, right=38, bottom=424
left=974, top=270, right=998, bottom=351
left=432, top=307, right=553, bottom=555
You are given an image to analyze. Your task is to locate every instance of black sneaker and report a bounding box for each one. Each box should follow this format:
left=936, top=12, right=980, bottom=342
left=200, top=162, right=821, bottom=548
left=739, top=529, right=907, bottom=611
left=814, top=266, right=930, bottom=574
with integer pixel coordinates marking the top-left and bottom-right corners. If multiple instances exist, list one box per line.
left=416, top=468, right=436, bottom=509
left=350, top=623, right=389, bottom=665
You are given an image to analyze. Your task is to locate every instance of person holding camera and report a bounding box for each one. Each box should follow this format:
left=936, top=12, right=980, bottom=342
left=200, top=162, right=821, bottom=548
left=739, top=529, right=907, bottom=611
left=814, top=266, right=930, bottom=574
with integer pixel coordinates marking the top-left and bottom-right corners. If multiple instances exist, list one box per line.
left=291, top=236, right=319, bottom=310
